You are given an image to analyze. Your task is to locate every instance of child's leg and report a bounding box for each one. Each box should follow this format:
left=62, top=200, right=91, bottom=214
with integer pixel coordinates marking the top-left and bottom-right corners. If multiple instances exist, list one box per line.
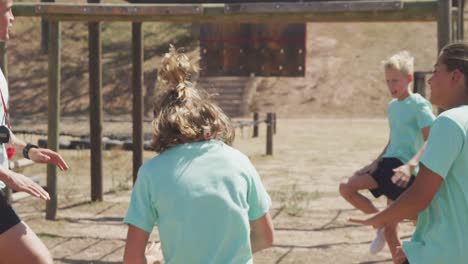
left=339, top=173, right=379, bottom=214
left=383, top=199, right=401, bottom=264
left=0, top=221, right=53, bottom=264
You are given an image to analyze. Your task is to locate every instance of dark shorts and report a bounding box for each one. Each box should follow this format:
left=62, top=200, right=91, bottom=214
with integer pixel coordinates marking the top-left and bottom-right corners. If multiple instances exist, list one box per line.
left=0, top=190, right=21, bottom=235
left=403, top=260, right=409, bottom=264
left=369, top=158, right=416, bottom=201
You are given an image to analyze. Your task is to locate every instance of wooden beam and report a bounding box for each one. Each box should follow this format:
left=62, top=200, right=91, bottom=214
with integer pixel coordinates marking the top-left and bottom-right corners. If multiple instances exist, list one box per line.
left=88, top=0, right=103, bottom=202
left=225, top=1, right=403, bottom=14
left=12, top=1, right=438, bottom=22
left=132, top=22, right=143, bottom=183
left=46, top=20, right=60, bottom=221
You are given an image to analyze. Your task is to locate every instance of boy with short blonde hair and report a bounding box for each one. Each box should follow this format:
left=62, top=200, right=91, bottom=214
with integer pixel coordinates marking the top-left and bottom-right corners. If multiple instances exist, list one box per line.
left=339, top=51, right=435, bottom=262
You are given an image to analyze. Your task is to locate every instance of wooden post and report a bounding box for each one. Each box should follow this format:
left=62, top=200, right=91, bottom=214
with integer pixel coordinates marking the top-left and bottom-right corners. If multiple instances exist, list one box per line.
left=46, top=20, right=60, bottom=220
left=0, top=42, right=11, bottom=203
left=253, top=112, right=259, bottom=138
left=40, top=0, right=54, bottom=54
left=132, top=22, right=143, bottom=183
left=413, top=71, right=426, bottom=98
left=273, top=112, right=277, bottom=135
left=88, top=0, right=102, bottom=202
left=266, top=112, right=273, bottom=155
left=438, top=0, right=452, bottom=52
left=457, top=0, right=464, bottom=40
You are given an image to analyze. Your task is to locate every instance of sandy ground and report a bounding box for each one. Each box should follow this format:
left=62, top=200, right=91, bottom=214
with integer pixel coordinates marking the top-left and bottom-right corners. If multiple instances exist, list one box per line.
left=9, top=118, right=418, bottom=264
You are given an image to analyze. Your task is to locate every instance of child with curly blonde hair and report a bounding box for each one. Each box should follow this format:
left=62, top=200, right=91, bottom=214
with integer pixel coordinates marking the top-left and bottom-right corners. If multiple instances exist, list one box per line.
left=123, top=45, right=274, bottom=264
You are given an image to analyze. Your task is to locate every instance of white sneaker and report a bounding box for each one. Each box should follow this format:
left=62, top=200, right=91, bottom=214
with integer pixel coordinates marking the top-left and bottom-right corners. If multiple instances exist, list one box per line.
left=369, top=228, right=385, bottom=254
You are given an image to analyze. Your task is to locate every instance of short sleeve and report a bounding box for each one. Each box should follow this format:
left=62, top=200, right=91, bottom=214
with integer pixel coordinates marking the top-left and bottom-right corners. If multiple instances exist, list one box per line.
left=123, top=167, right=158, bottom=233
left=415, top=101, right=436, bottom=129
left=246, top=161, right=271, bottom=221
left=420, top=116, right=464, bottom=179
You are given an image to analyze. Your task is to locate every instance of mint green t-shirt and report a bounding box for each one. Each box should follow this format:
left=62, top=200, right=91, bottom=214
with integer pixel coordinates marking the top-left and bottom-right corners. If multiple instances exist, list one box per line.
left=403, top=106, right=468, bottom=264
left=383, top=93, right=435, bottom=165
left=124, top=140, right=271, bottom=264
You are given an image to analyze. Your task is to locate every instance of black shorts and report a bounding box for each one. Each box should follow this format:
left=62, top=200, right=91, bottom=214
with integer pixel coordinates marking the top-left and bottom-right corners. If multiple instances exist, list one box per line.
left=0, top=190, right=21, bottom=235
left=403, top=260, right=409, bottom=264
left=369, top=158, right=416, bottom=201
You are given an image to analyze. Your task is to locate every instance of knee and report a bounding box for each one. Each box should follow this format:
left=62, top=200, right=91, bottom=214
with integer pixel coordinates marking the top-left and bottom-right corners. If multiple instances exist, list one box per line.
left=339, top=182, right=353, bottom=198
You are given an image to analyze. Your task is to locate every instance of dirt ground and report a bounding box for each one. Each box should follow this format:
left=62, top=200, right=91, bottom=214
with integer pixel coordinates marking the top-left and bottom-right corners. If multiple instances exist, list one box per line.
left=10, top=118, right=418, bottom=264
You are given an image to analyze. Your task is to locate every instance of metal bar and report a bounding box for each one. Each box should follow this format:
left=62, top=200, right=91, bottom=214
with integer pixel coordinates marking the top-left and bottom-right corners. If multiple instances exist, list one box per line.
left=132, top=22, right=143, bottom=183
left=46, top=20, right=60, bottom=221
left=88, top=0, right=103, bottom=202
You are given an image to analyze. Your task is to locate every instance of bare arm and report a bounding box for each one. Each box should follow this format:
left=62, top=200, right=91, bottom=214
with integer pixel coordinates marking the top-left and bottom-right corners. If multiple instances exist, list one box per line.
left=250, top=213, right=274, bottom=253
left=350, top=164, right=443, bottom=228
left=124, top=225, right=150, bottom=264
left=0, top=166, right=50, bottom=200
left=9, top=131, right=69, bottom=171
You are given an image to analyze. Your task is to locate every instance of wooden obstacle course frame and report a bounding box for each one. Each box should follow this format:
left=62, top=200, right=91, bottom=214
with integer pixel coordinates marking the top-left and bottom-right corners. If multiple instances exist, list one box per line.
left=2, top=0, right=456, bottom=219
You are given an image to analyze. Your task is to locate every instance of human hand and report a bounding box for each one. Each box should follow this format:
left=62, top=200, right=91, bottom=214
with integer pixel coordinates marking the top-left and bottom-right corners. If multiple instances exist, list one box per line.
left=4, top=171, right=50, bottom=200
left=28, top=148, right=69, bottom=171
left=391, top=164, right=413, bottom=188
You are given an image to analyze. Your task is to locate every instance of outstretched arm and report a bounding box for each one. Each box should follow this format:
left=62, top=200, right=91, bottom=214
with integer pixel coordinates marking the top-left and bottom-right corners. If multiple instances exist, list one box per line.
left=9, top=131, right=69, bottom=171
left=350, top=164, right=442, bottom=228
left=0, top=166, right=50, bottom=200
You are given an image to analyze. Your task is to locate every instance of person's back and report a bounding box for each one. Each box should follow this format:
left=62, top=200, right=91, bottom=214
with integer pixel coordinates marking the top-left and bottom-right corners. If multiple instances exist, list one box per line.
left=128, top=140, right=269, bottom=263
left=403, top=105, right=468, bottom=263
left=123, top=45, right=273, bottom=264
